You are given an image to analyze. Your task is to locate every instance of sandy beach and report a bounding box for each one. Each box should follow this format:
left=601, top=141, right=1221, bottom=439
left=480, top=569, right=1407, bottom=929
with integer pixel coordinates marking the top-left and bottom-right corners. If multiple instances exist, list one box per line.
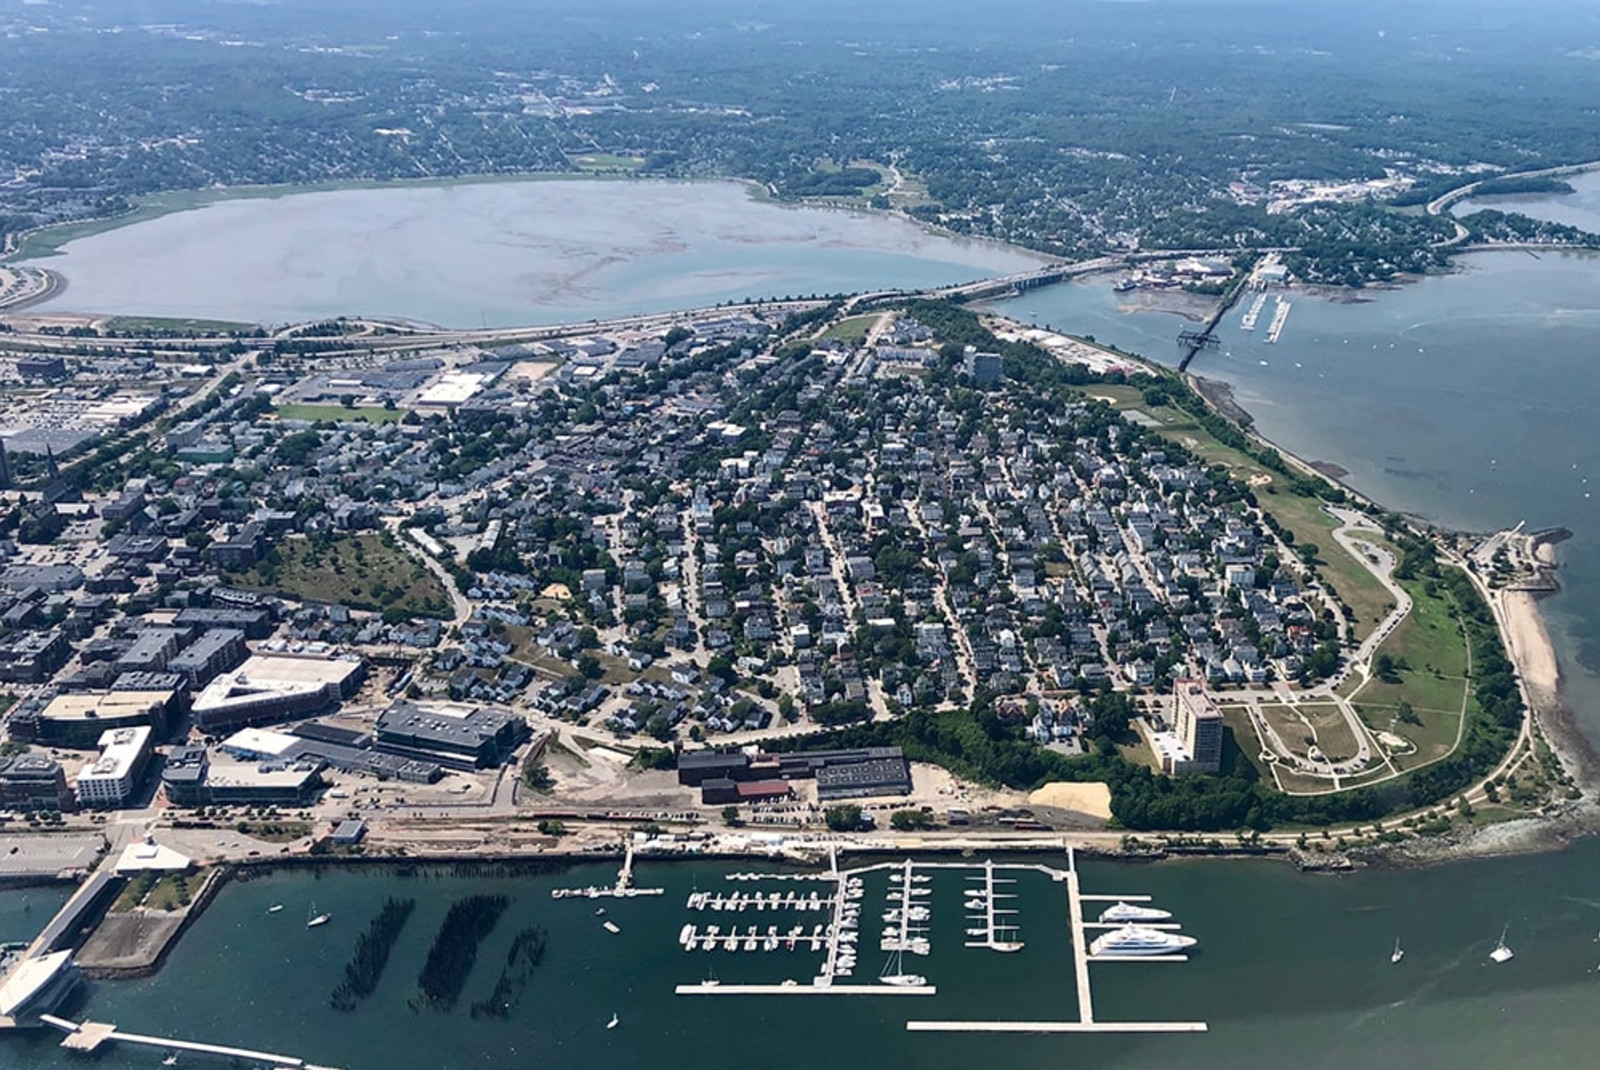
left=1502, top=589, right=1562, bottom=696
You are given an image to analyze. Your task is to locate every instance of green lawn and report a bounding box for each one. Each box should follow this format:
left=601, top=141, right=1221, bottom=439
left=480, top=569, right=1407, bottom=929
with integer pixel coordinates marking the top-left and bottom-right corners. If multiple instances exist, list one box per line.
left=112, top=871, right=197, bottom=913
left=228, top=532, right=451, bottom=618
left=1344, top=576, right=1471, bottom=766
left=820, top=314, right=878, bottom=344
left=103, top=315, right=260, bottom=335
left=568, top=153, right=645, bottom=171
left=275, top=403, right=409, bottom=424
left=1257, top=702, right=1362, bottom=762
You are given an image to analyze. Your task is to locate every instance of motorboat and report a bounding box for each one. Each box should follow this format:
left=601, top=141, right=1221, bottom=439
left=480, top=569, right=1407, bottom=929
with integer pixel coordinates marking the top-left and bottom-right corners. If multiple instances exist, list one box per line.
left=606, top=1013, right=619, bottom=1030
left=1391, top=938, right=1404, bottom=965
left=1089, top=924, right=1197, bottom=957
left=266, top=904, right=284, bottom=915
left=306, top=904, right=331, bottom=929
left=1098, top=901, right=1173, bottom=925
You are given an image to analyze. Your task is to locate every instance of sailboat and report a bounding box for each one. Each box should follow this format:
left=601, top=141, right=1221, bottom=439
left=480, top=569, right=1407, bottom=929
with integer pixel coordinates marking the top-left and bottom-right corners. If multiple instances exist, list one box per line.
left=306, top=902, right=331, bottom=929
left=878, top=945, right=928, bottom=988
left=1390, top=938, right=1404, bottom=965
left=605, top=1012, right=620, bottom=1030
left=1489, top=926, right=1514, bottom=964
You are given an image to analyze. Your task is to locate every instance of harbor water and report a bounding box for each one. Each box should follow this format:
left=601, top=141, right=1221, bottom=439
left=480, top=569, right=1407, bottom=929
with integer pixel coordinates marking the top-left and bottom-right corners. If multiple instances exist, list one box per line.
left=9, top=847, right=1600, bottom=1070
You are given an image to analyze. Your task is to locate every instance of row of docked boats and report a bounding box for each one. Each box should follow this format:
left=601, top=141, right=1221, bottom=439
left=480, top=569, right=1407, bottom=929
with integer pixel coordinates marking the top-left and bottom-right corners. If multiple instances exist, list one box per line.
left=686, top=890, right=830, bottom=912
left=678, top=922, right=832, bottom=953
left=1088, top=900, right=1196, bottom=956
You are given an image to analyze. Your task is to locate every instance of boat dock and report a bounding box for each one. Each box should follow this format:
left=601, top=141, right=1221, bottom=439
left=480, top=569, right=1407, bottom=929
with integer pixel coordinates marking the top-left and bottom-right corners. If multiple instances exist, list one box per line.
left=905, top=846, right=1207, bottom=1035
left=550, top=838, right=664, bottom=900
left=675, top=983, right=936, bottom=996
left=1240, top=291, right=1268, bottom=331
left=882, top=859, right=931, bottom=956
left=42, top=1015, right=343, bottom=1068
left=963, top=858, right=1022, bottom=953
left=1265, top=295, right=1291, bottom=342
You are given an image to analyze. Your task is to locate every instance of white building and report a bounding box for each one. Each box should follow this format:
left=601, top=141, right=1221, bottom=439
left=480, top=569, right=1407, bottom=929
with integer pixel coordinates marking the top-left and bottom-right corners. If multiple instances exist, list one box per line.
left=76, top=725, right=153, bottom=808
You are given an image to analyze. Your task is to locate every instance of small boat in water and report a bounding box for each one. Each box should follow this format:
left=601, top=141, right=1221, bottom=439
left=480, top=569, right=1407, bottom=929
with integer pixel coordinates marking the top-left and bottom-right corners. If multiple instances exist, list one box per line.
left=602, top=921, right=621, bottom=935
left=1391, top=938, right=1404, bottom=965
left=306, top=903, right=330, bottom=929
left=1490, top=926, right=1514, bottom=964
left=266, top=904, right=284, bottom=915
left=606, top=1013, right=619, bottom=1030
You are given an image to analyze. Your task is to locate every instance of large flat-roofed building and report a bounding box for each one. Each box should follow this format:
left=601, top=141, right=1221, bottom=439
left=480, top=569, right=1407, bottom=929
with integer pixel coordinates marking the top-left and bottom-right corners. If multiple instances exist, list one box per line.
left=0, top=630, right=72, bottom=683
left=813, top=753, right=913, bottom=800
left=0, top=754, right=75, bottom=812
left=172, top=606, right=275, bottom=640
left=7, top=688, right=182, bottom=748
left=1164, top=678, right=1224, bottom=775
left=114, top=627, right=187, bottom=674
left=160, top=745, right=326, bottom=806
left=678, top=746, right=912, bottom=801
left=75, top=725, right=153, bottom=808
left=373, top=700, right=531, bottom=769
left=191, top=652, right=366, bottom=732
left=168, top=628, right=248, bottom=687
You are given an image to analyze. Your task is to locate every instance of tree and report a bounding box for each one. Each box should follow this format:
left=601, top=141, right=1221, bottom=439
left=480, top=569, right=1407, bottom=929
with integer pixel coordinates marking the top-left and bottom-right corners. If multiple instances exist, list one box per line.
left=521, top=758, right=554, bottom=793
left=721, top=805, right=744, bottom=827
left=824, top=804, right=863, bottom=832
left=889, top=809, right=932, bottom=831
left=536, top=819, right=567, bottom=836
left=576, top=654, right=604, bottom=680
left=339, top=393, right=356, bottom=409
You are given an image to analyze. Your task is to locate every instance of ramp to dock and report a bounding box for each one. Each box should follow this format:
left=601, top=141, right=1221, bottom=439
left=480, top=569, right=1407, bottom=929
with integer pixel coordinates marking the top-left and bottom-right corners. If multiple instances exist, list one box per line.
left=43, top=1014, right=339, bottom=1067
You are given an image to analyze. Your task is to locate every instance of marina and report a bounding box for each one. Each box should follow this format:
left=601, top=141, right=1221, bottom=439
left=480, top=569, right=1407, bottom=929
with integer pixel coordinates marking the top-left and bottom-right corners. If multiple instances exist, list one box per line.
left=1264, top=295, right=1291, bottom=343
left=1239, top=291, right=1268, bottom=331
left=675, top=847, right=1206, bottom=1032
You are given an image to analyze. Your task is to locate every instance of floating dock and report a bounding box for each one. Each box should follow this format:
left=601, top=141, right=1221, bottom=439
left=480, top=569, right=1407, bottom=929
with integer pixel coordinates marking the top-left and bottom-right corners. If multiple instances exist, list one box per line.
left=1239, top=291, right=1268, bottom=331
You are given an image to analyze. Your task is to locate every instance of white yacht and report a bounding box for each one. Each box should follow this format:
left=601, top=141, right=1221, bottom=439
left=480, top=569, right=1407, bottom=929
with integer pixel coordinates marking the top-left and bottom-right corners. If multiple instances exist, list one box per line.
left=1089, top=924, right=1197, bottom=957
left=878, top=946, right=928, bottom=987
left=1098, top=901, right=1173, bottom=924
left=1391, top=938, right=1404, bottom=965
left=306, top=904, right=331, bottom=929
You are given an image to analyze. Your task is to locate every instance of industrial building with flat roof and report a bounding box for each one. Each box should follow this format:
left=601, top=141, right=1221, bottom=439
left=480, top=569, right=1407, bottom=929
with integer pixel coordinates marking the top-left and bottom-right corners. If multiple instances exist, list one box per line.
left=678, top=746, right=912, bottom=803
left=191, top=652, right=365, bottom=732
left=373, top=700, right=531, bottom=769
left=75, top=726, right=153, bottom=808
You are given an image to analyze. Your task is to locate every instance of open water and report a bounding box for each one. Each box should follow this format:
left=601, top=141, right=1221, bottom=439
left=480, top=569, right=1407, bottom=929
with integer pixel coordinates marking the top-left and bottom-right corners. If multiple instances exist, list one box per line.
left=19, top=179, right=1045, bottom=328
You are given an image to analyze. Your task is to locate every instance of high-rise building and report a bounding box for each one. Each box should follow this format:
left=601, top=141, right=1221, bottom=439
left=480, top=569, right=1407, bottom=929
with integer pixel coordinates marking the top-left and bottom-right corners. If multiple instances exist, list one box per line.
left=1172, top=678, right=1223, bottom=774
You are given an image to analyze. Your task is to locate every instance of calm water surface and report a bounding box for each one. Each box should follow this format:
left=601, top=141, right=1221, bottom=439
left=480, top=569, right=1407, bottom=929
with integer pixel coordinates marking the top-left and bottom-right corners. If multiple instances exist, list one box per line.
left=10, top=851, right=1600, bottom=1070
left=21, top=180, right=1045, bottom=328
